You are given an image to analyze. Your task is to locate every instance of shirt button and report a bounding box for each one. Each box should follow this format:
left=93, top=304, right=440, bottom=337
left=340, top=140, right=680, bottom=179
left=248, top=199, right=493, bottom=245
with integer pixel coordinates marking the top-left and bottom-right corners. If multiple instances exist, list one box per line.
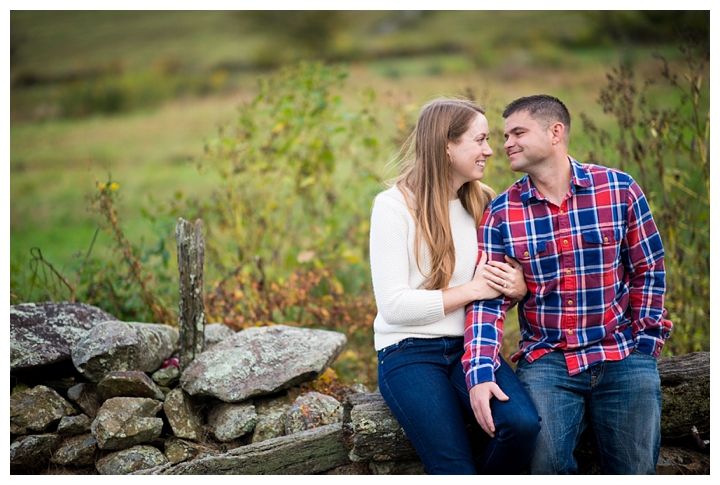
left=604, top=236, right=609, bottom=242
left=568, top=300, right=574, bottom=305
left=559, top=209, right=564, bottom=214
left=566, top=269, right=572, bottom=275
left=563, top=239, right=569, bottom=245
left=524, top=251, right=529, bottom=257
left=567, top=330, right=574, bottom=335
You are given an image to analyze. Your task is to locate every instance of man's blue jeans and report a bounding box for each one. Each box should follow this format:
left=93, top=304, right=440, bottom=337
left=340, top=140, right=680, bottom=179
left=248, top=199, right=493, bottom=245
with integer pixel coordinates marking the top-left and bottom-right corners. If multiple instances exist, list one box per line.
left=515, top=351, right=662, bottom=474
left=377, top=336, right=540, bottom=474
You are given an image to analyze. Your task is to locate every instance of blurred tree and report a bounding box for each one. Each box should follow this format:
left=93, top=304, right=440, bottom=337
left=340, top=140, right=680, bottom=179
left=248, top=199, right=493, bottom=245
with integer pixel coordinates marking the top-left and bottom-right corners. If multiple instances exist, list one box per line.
left=589, top=11, right=709, bottom=45
left=239, top=11, right=350, bottom=58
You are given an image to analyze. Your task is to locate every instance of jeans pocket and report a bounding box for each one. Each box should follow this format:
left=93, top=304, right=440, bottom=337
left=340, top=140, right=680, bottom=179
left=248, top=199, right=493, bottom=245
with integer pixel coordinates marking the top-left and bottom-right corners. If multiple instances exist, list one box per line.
left=378, top=338, right=412, bottom=364
left=514, top=355, right=529, bottom=374
left=630, top=350, right=659, bottom=373
left=631, top=349, right=655, bottom=359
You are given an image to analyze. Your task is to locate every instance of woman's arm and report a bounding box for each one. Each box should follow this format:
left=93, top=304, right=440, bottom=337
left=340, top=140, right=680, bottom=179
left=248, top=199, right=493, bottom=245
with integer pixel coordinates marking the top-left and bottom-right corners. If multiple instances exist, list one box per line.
left=370, top=193, right=446, bottom=326
left=443, top=253, right=527, bottom=314
left=442, top=251, right=500, bottom=314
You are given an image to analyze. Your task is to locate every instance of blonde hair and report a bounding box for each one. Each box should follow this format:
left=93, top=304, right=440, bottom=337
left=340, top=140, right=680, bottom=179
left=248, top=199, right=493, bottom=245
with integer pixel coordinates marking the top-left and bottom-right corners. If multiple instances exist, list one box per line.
left=394, top=97, right=496, bottom=290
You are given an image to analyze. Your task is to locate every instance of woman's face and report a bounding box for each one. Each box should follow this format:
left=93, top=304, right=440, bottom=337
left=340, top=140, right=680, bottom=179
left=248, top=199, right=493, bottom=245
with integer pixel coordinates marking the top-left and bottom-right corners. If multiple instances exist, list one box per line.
left=447, top=113, right=493, bottom=193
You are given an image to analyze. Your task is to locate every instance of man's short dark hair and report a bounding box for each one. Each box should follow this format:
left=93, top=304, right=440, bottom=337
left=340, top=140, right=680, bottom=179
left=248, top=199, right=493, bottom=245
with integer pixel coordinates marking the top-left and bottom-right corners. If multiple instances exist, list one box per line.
left=503, top=94, right=571, bottom=136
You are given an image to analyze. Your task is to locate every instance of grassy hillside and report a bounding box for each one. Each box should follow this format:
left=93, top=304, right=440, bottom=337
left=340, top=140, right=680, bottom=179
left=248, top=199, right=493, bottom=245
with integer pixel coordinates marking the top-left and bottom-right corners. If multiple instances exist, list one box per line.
left=10, top=9, right=695, bottom=265
left=10, top=11, right=710, bottom=386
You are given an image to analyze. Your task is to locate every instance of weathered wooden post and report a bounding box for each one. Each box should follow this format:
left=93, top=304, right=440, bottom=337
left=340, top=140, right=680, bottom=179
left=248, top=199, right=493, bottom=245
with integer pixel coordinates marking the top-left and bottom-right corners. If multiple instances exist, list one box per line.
left=175, top=218, right=206, bottom=371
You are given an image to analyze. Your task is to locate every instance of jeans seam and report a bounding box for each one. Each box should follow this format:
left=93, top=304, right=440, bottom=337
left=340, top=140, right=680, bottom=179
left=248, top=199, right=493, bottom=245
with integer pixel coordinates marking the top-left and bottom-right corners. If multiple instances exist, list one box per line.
left=378, top=376, right=435, bottom=472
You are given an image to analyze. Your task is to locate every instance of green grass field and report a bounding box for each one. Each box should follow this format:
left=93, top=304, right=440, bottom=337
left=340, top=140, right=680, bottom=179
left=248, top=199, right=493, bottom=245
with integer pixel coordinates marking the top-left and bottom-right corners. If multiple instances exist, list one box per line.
left=10, top=11, right=709, bottom=386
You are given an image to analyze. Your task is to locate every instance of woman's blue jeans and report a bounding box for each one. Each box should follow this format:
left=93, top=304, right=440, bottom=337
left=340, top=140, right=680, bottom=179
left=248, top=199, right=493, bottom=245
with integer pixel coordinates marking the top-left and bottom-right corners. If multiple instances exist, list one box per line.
left=515, top=351, right=662, bottom=474
left=377, top=336, right=540, bottom=474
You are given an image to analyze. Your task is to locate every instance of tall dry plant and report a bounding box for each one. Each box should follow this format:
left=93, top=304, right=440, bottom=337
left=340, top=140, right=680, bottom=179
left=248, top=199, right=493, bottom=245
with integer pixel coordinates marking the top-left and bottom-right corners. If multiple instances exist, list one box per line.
left=580, top=38, right=709, bottom=353
left=90, top=175, right=175, bottom=325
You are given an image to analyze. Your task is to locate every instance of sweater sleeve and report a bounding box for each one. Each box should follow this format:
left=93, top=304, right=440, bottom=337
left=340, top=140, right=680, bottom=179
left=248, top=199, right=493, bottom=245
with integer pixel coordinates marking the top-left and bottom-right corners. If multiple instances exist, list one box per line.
left=369, top=192, right=446, bottom=326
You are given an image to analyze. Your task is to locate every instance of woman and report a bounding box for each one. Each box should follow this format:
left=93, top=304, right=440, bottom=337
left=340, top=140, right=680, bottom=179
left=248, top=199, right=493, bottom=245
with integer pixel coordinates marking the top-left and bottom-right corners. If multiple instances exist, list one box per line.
left=369, top=98, right=540, bottom=474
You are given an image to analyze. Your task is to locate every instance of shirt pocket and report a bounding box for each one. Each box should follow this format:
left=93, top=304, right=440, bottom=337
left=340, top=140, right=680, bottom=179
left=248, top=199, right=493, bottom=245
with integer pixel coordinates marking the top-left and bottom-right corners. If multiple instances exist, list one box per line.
left=510, top=239, right=552, bottom=261
left=581, top=228, right=621, bottom=274
left=508, top=239, right=555, bottom=284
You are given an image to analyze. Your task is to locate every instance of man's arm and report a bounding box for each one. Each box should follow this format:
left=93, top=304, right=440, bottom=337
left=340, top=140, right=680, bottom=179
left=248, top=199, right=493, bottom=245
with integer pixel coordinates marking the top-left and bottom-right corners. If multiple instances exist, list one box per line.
left=462, top=210, right=510, bottom=386
left=462, top=210, right=513, bottom=435
left=622, top=180, right=673, bottom=356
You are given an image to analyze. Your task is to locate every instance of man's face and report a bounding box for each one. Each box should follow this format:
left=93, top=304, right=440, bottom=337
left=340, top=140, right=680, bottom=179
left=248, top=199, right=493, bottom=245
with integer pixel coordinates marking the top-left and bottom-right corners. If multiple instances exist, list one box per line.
left=503, top=110, right=554, bottom=173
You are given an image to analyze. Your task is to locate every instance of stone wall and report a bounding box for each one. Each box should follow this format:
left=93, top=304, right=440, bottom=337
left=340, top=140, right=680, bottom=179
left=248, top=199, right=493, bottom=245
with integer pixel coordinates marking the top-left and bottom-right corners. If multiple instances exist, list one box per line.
left=10, top=302, right=710, bottom=475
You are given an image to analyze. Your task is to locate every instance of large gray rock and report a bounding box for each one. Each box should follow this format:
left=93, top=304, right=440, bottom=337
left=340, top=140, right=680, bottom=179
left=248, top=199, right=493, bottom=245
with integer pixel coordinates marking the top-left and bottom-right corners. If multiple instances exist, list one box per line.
left=203, top=323, right=236, bottom=350
left=97, top=370, right=165, bottom=400
left=11, top=302, right=115, bottom=371
left=163, top=388, right=203, bottom=441
left=10, top=385, right=78, bottom=433
left=57, top=414, right=93, bottom=436
left=10, top=433, right=62, bottom=471
left=51, top=433, right=98, bottom=467
left=71, top=321, right=179, bottom=382
left=66, top=382, right=103, bottom=418
left=285, top=391, right=342, bottom=434
left=342, top=392, right=417, bottom=463
left=658, top=351, right=710, bottom=438
left=252, top=394, right=293, bottom=443
left=96, top=445, right=168, bottom=475
left=164, top=437, right=202, bottom=464
left=91, top=397, right=164, bottom=450
left=180, top=324, right=346, bottom=402
left=208, top=401, right=258, bottom=442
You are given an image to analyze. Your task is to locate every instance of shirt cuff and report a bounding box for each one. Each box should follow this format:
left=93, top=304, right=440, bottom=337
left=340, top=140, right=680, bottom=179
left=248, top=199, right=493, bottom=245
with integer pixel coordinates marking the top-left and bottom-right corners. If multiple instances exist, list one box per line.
left=634, top=335, right=662, bottom=357
left=465, top=363, right=496, bottom=390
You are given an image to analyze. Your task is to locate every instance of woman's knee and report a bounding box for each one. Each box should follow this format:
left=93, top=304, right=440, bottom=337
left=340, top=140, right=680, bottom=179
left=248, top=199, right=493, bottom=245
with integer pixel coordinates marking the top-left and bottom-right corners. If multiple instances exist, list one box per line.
left=492, top=390, right=540, bottom=440
left=491, top=395, right=541, bottom=443
left=504, top=412, right=541, bottom=442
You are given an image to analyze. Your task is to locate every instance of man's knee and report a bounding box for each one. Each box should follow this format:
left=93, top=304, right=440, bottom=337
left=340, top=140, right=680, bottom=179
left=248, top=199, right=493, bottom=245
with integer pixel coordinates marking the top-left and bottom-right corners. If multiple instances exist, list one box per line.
left=529, top=431, right=578, bottom=475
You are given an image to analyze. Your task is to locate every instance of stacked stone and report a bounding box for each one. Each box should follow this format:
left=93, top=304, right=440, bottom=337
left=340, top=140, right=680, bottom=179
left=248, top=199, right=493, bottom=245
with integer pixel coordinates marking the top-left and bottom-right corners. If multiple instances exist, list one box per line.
left=9, top=302, right=711, bottom=475
left=10, top=302, right=356, bottom=475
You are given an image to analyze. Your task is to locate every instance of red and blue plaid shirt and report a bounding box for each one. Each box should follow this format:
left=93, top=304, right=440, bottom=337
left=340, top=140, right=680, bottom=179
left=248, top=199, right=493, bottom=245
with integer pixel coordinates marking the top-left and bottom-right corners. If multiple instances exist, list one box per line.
left=463, top=158, right=672, bottom=388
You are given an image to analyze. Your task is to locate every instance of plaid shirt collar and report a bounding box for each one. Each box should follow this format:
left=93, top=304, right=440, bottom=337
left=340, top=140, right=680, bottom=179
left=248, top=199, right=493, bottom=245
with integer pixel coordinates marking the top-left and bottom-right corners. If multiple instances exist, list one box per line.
left=518, top=157, right=593, bottom=205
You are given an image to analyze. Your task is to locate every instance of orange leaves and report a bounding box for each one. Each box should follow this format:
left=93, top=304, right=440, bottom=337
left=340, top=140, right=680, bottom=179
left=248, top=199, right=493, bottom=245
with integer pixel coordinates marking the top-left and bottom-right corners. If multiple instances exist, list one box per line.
left=205, top=265, right=375, bottom=333
left=204, top=264, right=378, bottom=386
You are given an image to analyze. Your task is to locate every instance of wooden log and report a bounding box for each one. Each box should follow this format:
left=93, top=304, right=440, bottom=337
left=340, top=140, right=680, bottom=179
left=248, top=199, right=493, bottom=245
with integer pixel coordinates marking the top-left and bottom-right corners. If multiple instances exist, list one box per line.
left=134, top=352, right=709, bottom=475
left=657, top=351, right=710, bottom=438
left=147, top=423, right=350, bottom=475
left=342, top=392, right=418, bottom=463
left=342, top=351, right=710, bottom=472
left=174, top=218, right=206, bottom=372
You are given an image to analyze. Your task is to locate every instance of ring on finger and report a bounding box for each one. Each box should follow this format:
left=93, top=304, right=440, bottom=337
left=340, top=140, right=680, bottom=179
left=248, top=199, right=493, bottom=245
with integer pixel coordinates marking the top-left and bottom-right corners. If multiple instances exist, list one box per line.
left=503, top=282, right=507, bottom=288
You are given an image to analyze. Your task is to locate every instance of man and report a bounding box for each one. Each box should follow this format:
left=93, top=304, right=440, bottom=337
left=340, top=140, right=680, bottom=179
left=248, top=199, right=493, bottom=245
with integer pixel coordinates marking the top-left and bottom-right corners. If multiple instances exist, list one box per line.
left=462, top=94, right=672, bottom=474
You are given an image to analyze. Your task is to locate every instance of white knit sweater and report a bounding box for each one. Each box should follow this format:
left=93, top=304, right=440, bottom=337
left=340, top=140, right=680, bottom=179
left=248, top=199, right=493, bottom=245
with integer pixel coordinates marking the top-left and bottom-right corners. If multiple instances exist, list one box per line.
left=370, top=185, right=479, bottom=351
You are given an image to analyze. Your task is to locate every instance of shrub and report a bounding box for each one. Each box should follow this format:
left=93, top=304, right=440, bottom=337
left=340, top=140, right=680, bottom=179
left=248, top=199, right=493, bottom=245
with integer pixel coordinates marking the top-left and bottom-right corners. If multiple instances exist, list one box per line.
left=191, top=61, right=386, bottom=283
